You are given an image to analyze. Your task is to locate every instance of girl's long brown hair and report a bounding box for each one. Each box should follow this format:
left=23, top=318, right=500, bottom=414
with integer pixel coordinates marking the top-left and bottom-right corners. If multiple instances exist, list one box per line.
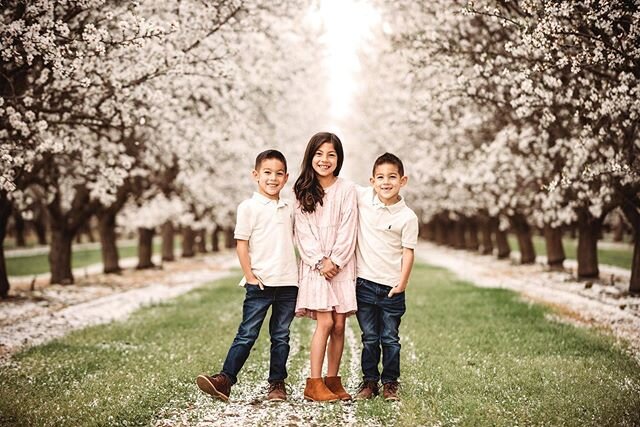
left=294, top=132, right=344, bottom=213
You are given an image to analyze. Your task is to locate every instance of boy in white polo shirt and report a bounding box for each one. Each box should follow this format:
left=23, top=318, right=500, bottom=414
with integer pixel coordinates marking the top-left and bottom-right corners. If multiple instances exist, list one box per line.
left=354, top=152, right=419, bottom=401
left=197, top=149, right=298, bottom=403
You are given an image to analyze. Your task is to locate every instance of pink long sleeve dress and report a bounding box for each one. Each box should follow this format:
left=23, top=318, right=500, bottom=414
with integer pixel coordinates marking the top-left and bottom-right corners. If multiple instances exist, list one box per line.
left=294, top=177, right=358, bottom=319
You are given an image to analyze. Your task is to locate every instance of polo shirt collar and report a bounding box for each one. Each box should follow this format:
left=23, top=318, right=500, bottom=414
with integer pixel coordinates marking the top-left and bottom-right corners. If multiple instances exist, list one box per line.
left=372, top=192, right=406, bottom=214
left=252, top=192, right=288, bottom=208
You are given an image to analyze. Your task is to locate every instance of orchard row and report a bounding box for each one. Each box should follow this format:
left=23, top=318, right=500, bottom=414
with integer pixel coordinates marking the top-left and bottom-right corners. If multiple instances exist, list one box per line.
left=348, top=1, right=640, bottom=292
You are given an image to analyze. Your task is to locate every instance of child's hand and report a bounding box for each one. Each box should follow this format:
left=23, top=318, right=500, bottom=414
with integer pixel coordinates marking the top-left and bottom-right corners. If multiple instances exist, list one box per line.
left=387, top=284, right=406, bottom=297
left=247, top=274, right=265, bottom=290
left=320, top=258, right=339, bottom=279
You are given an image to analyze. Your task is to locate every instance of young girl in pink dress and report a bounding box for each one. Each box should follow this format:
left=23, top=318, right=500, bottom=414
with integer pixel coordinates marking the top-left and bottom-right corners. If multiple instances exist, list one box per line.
left=293, top=132, right=358, bottom=402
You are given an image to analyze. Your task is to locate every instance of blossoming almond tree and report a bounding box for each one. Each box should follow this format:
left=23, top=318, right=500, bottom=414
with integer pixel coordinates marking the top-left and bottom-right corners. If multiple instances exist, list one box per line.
left=350, top=0, right=639, bottom=291
left=0, top=0, right=328, bottom=295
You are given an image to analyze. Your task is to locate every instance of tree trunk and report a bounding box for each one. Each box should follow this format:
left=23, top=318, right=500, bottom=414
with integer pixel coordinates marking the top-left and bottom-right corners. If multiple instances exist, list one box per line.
left=544, top=225, right=565, bottom=270
left=453, top=221, right=466, bottom=249
left=466, top=218, right=479, bottom=251
left=433, top=218, right=446, bottom=245
left=612, top=210, right=625, bottom=242
left=97, top=211, right=120, bottom=274
left=0, top=198, right=12, bottom=298
left=161, top=221, right=175, bottom=262
left=197, top=229, right=207, bottom=253
left=620, top=198, right=640, bottom=293
left=629, top=234, right=640, bottom=294
left=76, top=221, right=96, bottom=244
left=49, top=225, right=74, bottom=284
left=211, top=225, right=220, bottom=252
left=492, top=218, right=511, bottom=259
left=47, top=187, right=98, bottom=285
left=419, top=222, right=433, bottom=241
left=224, top=227, right=235, bottom=249
left=33, top=212, right=47, bottom=245
left=479, top=217, right=493, bottom=255
left=13, top=211, right=26, bottom=247
left=576, top=212, right=601, bottom=279
left=612, top=221, right=624, bottom=242
left=427, top=222, right=437, bottom=241
left=182, top=226, right=196, bottom=257
left=511, top=215, right=536, bottom=264
left=137, top=227, right=155, bottom=269
left=87, top=223, right=96, bottom=243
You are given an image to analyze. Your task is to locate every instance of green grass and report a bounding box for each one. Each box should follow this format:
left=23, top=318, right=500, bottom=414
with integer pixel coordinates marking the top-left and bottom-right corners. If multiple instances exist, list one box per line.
left=508, top=234, right=633, bottom=270
left=1, top=265, right=639, bottom=426
left=0, top=276, right=245, bottom=426
left=5, top=240, right=171, bottom=276
left=387, top=264, right=640, bottom=426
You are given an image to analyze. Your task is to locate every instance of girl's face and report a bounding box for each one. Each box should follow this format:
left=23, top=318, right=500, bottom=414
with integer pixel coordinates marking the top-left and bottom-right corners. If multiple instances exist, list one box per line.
left=312, top=142, right=338, bottom=178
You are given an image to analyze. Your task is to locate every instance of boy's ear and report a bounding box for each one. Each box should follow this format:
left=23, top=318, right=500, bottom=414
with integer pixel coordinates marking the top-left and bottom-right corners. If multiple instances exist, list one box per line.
left=283, top=172, right=289, bottom=184
left=400, top=175, right=408, bottom=187
left=369, top=176, right=375, bottom=186
left=251, top=169, right=259, bottom=181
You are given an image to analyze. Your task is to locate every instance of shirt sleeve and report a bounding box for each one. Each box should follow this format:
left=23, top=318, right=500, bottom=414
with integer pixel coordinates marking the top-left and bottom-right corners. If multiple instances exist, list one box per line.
left=294, top=204, right=327, bottom=267
left=329, top=184, right=358, bottom=268
left=401, top=213, right=419, bottom=249
left=234, top=201, right=252, bottom=241
left=355, top=184, right=369, bottom=208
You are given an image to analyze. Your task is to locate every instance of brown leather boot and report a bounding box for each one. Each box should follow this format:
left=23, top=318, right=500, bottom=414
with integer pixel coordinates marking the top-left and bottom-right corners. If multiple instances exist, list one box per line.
left=382, top=381, right=401, bottom=401
left=303, top=377, right=339, bottom=402
left=354, top=380, right=379, bottom=400
left=267, top=380, right=287, bottom=401
left=324, top=376, right=352, bottom=401
left=196, top=373, right=232, bottom=402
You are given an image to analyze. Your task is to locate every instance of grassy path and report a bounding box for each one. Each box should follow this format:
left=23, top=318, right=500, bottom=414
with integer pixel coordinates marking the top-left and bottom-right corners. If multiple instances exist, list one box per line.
left=1, top=264, right=639, bottom=426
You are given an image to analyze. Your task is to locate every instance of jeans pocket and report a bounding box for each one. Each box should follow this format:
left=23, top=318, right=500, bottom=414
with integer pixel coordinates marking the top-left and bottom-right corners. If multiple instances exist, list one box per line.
left=245, top=283, right=261, bottom=292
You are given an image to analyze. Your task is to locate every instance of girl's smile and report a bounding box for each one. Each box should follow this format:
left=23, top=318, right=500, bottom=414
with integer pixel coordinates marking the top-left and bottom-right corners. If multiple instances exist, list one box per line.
left=312, top=142, right=338, bottom=179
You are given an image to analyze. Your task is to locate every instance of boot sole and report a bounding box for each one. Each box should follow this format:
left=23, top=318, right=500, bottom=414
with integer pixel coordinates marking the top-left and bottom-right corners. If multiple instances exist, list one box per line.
left=196, top=375, right=229, bottom=402
left=304, top=395, right=338, bottom=402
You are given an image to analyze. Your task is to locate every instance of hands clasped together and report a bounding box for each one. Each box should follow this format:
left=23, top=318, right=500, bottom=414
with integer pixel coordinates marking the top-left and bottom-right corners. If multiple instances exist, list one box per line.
left=318, top=257, right=340, bottom=279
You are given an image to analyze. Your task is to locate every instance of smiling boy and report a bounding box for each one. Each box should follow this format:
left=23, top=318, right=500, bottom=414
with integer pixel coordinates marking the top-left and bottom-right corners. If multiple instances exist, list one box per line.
left=196, top=149, right=299, bottom=402
left=354, top=152, right=419, bottom=401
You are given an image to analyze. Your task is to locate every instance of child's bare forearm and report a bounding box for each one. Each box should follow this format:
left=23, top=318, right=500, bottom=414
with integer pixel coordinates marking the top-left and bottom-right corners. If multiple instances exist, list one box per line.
left=236, top=240, right=257, bottom=282
left=398, top=247, right=415, bottom=289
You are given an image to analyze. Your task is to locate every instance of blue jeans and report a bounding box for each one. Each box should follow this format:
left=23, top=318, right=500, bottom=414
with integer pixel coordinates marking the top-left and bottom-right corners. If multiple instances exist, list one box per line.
left=355, top=277, right=406, bottom=384
left=221, top=284, right=298, bottom=384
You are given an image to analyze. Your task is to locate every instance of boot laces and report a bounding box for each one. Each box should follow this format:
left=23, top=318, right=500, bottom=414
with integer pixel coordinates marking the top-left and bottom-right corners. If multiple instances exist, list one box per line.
left=268, top=380, right=287, bottom=394
left=357, top=380, right=379, bottom=393
left=385, top=381, right=400, bottom=394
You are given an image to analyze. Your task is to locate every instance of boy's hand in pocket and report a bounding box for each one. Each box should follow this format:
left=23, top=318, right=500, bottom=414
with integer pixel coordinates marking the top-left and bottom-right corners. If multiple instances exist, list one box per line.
left=247, top=274, right=265, bottom=290
left=388, top=283, right=406, bottom=298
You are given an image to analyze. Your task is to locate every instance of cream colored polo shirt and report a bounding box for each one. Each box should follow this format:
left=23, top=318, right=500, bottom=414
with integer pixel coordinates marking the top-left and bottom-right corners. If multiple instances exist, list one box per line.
left=356, top=186, right=419, bottom=287
left=234, top=192, right=299, bottom=287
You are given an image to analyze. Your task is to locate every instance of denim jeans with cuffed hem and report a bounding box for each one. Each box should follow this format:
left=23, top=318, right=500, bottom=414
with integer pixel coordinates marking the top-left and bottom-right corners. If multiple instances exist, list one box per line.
left=221, top=284, right=298, bottom=384
left=355, top=277, right=406, bottom=384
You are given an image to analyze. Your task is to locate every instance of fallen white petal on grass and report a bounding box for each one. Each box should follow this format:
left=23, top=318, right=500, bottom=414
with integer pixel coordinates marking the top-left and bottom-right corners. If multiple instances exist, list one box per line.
left=0, top=253, right=238, bottom=365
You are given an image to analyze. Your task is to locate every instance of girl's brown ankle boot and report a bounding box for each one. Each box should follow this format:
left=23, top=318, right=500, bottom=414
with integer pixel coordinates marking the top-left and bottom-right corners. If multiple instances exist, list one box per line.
left=324, top=376, right=352, bottom=401
left=304, top=377, right=339, bottom=402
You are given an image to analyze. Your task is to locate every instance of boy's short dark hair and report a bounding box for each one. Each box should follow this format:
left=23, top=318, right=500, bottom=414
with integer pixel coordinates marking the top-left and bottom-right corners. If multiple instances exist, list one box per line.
left=255, top=149, right=287, bottom=172
left=372, top=152, right=404, bottom=176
